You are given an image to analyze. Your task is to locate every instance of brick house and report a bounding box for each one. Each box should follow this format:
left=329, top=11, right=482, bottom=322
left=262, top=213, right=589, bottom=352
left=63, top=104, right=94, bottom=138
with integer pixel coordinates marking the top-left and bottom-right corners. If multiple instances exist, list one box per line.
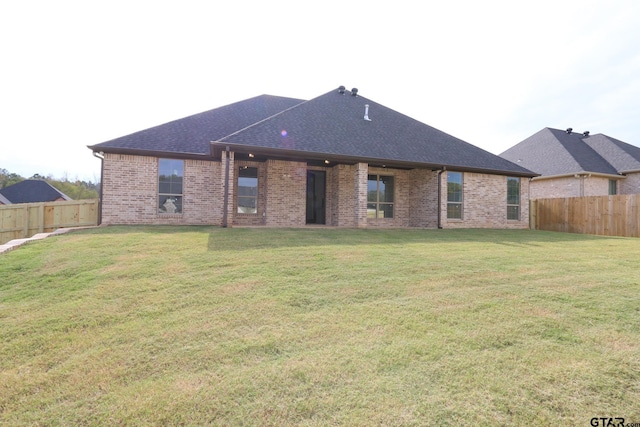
left=500, top=127, right=640, bottom=199
left=88, top=87, right=536, bottom=228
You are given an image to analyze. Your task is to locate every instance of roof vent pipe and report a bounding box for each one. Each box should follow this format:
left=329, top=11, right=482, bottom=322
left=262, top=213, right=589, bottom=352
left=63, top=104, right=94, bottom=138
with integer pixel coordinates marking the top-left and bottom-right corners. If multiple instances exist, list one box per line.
left=583, top=131, right=590, bottom=137
left=364, top=104, right=371, bottom=121
left=338, top=85, right=345, bottom=94
left=566, top=128, right=573, bottom=134
left=351, top=88, right=358, bottom=96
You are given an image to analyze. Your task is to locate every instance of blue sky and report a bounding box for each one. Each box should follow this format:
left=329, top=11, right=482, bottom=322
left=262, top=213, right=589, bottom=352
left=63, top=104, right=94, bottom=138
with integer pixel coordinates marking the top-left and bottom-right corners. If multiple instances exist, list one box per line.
left=1, top=0, right=639, bottom=181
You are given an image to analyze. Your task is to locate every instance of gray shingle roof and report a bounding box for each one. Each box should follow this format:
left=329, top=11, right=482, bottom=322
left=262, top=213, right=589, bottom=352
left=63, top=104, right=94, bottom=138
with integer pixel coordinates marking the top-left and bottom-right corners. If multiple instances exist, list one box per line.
left=500, top=128, right=620, bottom=176
left=88, top=95, right=305, bottom=155
left=89, top=87, right=535, bottom=177
left=582, top=134, right=640, bottom=173
left=0, top=180, right=71, bottom=204
left=217, top=88, right=534, bottom=175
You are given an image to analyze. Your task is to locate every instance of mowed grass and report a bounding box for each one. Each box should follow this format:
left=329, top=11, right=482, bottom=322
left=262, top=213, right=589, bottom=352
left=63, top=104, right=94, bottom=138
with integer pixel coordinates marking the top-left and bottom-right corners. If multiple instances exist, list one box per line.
left=1, top=226, right=639, bottom=426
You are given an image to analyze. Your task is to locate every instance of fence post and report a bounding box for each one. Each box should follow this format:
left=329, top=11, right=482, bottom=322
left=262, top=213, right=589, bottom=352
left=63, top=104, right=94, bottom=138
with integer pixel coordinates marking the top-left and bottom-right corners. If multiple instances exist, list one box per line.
left=22, top=205, right=29, bottom=238
left=38, top=203, right=45, bottom=233
left=529, top=199, right=536, bottom=230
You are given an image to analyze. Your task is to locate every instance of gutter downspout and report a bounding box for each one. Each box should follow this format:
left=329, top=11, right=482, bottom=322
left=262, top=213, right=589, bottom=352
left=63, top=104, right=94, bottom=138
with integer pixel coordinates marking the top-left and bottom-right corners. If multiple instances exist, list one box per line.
left=437, top=168, right=446, bottom=229
left=222, top=146, right=230, bottom=228
left=92, top=151, right=104, bottom=225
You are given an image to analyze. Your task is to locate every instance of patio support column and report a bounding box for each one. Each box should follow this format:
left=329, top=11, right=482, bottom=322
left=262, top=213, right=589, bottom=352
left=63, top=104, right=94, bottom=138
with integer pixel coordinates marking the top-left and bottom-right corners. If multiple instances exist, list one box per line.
left=355, top=162, right=368, bottom=228
left=222, top=148, right=235, bottom=227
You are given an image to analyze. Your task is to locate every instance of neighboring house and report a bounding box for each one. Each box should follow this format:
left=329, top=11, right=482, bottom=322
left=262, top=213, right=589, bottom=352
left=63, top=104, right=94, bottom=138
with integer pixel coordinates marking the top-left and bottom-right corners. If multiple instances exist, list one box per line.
left=0, top=179, right=71, bottom=204
left=88, top=87, right=536, bottom=229
left=500, top=127, right=640, bottom=199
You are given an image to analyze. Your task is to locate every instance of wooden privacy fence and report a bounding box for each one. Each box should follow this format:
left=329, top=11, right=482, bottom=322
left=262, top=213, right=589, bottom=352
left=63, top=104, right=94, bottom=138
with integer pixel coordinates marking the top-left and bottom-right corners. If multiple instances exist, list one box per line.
left=530, top=194, right=640, bottom=237
left=0, top=199, right=99, bottom=245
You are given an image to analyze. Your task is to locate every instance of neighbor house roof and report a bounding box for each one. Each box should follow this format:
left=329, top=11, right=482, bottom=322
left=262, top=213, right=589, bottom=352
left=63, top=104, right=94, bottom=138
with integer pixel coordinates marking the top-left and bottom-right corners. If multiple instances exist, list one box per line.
left=581, top=133, right=640, bottom=174
left=500, top=128, right=622, bottom=177
left=0, top=193, right=11, bottom=205
left=89, top=87, right=536, bottom=177
left=0, top=180, right=72, bottom=204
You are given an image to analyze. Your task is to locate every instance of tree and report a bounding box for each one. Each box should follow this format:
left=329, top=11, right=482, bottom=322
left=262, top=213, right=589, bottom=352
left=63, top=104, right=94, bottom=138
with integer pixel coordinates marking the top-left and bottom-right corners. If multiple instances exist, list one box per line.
left=49, top=179, right=99, bottom=200
left=0, top=168, right=24, bottom=189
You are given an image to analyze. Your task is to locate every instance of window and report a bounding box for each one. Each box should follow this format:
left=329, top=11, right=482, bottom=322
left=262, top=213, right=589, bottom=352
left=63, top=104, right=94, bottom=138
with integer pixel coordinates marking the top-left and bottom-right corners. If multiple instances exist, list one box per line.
left=367, top=174, right=394, bottom=218
left=447, top=172, right=463, bottom=219
left=507, top=177, right=520, bottom=220
left=609, top=179, right=617, bottom=195
left=158, top=159, right=183, bottom=214
left=238, top=166, right=258, bottom=214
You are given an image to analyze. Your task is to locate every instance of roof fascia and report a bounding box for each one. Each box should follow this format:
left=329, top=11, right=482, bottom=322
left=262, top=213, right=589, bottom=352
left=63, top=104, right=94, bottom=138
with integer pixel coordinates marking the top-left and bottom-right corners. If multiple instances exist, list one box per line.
left=87, top=146, right=215, bottom=161
left=532, top=171, right=624, bottom=181
left=619, top=168, right=640, bottom=175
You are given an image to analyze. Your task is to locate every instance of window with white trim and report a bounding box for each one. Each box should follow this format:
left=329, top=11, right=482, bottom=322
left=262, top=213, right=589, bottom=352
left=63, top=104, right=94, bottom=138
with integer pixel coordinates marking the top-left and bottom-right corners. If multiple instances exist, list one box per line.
left=367, top=174, right=394, bottom=218
left=238, top=166, right=258, bottom=214
left=507, top=177, right=520, bottom=220
left=447, top=172, right=463, bottom=219
left=158, top=159, right=183, bottom=214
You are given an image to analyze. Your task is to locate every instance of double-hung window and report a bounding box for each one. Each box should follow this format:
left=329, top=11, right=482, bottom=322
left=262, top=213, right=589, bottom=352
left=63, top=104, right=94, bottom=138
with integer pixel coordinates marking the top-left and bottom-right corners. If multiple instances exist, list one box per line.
left=609, top=179, right=617, bottom=195
left=447, top=172, right=463, bottom=219
left=158, top=159, right=183, bottom=214
left=507, top=177, right=520, bottom=220
left=238, top=166, right=258, bottom=214
left=367, top=174, right=394, bottom=218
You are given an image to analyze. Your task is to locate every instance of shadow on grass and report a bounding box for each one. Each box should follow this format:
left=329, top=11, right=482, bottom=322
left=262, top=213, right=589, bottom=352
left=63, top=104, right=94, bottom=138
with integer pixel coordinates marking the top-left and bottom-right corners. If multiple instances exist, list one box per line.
left=73, top=225, right=623, bottom=252
left=205, top=227, right=618, bottom=252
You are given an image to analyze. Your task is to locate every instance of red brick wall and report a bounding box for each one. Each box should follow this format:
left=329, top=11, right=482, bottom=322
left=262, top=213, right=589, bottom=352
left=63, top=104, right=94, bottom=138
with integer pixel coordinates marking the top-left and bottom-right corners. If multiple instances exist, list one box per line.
left=101, top=154, right=223, bottom=225
left=408, top=169, right=439, bottom=228
left=101, top=153, right=529, bottom=229
left=620, top=172, right=640, bottom=194
left=530, top=175, right=614, bottom=199
left=264, top=160, right=306, bottom=227
left=441, top=172, right=530, bottom=229
left=329, top=164, right=358, bottom=227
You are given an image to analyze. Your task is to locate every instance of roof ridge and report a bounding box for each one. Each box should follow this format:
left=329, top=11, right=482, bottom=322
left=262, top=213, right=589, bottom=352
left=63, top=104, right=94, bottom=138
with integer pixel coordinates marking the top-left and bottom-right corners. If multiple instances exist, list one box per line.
left=42, top=180, right=72, bottom=201
left=216, top=96, right=309, bottom=142
left=583, top=133, right=640, bottom=173
left=217, top=87, right=371, bottom=142
left=549, top=128, right=620, bottom=175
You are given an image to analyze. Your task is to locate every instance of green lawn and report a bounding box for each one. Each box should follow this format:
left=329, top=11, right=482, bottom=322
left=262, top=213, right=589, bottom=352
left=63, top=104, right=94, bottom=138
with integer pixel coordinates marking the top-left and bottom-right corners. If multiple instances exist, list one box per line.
left=1, top=227, right=639, bottom=426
